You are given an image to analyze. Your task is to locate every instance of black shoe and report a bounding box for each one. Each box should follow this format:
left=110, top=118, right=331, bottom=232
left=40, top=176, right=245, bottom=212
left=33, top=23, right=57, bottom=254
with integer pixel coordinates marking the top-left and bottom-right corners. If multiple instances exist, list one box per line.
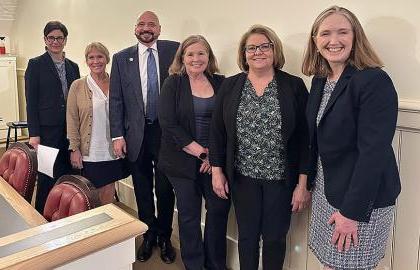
left=137, top=237, right=156, bottom=262
left=158, top=238, right=176, bottom=264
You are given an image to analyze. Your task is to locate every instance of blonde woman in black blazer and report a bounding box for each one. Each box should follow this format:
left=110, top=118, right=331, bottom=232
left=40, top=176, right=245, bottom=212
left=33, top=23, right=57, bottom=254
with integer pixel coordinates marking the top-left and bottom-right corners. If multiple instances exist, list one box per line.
left=302, top=6, right=401, bottom=270
left=210, top=25, right=310, bottom=270
left=158, top=35, right=229, bottom=270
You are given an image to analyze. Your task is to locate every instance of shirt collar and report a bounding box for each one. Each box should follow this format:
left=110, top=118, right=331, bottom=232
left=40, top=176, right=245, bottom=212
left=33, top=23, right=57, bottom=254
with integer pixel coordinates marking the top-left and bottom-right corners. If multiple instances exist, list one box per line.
left=138, top=41, right=158, bottom=55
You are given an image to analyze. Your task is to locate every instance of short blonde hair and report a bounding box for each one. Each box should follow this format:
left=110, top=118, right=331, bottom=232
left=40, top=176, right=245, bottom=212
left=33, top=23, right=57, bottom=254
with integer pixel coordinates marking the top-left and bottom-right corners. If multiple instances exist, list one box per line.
left=302, top=5, right=383, bottom=77
left=169, top=35, right=219, bottom=75
left=84, top=42, right=110, bottom=64
left=237, top=24, right=285, bottom=72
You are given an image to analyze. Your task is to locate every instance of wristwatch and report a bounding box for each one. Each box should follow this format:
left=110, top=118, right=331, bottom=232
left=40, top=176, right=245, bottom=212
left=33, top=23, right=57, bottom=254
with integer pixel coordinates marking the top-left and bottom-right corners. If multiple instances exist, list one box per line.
left=199, top=152, right=207, bottom=160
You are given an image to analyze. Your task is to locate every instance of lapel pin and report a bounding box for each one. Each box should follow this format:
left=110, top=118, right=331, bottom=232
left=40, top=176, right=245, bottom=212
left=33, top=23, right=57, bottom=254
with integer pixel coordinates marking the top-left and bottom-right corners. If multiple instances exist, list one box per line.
left=129, top=57, right=133, bottom=62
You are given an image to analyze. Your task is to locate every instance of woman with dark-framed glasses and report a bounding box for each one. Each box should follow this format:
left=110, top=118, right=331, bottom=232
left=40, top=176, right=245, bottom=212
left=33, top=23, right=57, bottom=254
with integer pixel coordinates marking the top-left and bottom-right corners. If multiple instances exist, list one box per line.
left=25, top=21, right=80, bottom=213
left=209, top=24, right=310, bottom=270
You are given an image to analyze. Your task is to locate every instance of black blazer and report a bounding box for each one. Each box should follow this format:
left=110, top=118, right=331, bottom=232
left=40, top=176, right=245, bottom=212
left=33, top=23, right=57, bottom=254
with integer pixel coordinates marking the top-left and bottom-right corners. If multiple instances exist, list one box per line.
left=158, top=73, right=225, bottom=180
left=25, top=52, right=80, bottom=138
left=306, top=65, right=401, bottom=222
left=109, top=40, right=179, bottom=162
left=209, top=70, right=309, bottom=188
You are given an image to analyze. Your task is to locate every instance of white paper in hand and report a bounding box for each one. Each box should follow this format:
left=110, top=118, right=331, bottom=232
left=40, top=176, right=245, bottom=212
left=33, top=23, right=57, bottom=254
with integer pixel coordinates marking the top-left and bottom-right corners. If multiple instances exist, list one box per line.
left=37, top=144, right=59, bottom=178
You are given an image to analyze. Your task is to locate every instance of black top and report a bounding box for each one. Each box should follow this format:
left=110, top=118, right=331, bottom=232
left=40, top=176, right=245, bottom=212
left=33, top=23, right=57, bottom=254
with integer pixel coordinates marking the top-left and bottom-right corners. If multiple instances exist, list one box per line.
left=158, top=73, right=225, bottom=180
left=306, top=65, right=401, bottom=222
left=193, top=95, right=216, bottom=148
left=209, top=70, right=309, bottom=188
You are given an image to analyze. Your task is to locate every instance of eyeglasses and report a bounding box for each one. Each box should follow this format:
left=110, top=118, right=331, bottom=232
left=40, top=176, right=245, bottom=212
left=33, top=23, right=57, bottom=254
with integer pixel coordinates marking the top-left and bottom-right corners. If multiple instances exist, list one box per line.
left=244, top=42, right=273, bottom=53
left=46, top=36, right=65, bottom=43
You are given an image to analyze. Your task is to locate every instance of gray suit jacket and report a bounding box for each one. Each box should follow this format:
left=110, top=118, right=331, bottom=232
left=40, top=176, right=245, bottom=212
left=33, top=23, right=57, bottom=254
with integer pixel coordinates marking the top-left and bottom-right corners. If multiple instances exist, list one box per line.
left=109, top=40, right=179, bottom=162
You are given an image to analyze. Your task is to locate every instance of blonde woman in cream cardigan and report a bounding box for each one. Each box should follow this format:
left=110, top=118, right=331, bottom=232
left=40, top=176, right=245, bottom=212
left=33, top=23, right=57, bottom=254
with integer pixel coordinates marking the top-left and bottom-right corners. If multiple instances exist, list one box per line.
left=67, top=42, right=128, bottom=204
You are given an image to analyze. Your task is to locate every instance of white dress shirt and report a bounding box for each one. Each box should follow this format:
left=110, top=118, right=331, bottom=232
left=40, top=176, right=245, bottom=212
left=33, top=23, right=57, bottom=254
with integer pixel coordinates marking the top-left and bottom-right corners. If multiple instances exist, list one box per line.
left=83, top=74, right=116, bottom=162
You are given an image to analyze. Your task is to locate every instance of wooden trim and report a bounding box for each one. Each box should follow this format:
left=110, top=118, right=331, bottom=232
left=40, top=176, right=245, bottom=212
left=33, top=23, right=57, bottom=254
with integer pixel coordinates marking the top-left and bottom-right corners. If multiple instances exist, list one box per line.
left=0, top=204, right=147, bottom=269
left=399, top=99, right=420, bottom=113
left=0, top=177, right=46, bottom=227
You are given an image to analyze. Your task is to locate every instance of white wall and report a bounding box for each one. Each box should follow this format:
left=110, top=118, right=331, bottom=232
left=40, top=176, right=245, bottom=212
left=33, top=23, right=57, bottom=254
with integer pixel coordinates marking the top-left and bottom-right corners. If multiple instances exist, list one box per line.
left=8, top=0, right=420, bottom=101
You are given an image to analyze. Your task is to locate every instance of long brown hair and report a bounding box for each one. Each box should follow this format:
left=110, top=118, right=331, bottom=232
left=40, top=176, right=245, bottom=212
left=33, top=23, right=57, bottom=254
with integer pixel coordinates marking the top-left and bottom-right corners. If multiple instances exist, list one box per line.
left=302, top=5, right=383, bottom=77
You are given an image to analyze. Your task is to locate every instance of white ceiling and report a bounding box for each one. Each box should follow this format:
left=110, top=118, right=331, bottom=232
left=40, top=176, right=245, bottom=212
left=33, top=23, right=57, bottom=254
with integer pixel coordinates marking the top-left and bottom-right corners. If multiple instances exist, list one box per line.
left=0, top=0, right=18, bottom=21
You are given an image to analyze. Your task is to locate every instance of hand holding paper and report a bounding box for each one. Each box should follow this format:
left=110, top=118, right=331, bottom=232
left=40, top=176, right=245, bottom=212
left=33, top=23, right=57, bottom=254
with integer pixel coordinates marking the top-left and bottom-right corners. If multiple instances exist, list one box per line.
left=37, top=145, right=59, bottom=178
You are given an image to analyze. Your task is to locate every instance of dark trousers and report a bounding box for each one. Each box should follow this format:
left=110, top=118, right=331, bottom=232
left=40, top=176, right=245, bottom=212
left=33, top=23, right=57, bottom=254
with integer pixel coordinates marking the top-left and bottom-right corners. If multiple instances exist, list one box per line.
left=232, top=173, right=293, bottom=270
left=35, top=125, right=71, bottom=213
left=169, top=172, right=230, bottom=270
left=129, top=121, right=175, bottom=240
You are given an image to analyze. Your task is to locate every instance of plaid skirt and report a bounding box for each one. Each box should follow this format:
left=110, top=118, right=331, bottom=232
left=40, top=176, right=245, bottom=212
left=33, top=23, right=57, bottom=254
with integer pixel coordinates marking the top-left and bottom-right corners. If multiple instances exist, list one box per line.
left=308, top=158, right=394, bottom=270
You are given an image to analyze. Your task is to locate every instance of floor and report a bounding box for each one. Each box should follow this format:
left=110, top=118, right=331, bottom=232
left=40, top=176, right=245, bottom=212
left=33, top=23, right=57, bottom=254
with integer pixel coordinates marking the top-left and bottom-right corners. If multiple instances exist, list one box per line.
left=115, top=202, right=185, bottom=270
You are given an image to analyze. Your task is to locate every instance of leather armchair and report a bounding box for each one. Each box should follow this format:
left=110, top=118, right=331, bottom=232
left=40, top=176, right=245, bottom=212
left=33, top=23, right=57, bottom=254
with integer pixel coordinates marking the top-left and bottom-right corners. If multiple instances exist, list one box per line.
left=43, top=175, right=100, bottom=221
left=0, top=142, right=37, bottom=202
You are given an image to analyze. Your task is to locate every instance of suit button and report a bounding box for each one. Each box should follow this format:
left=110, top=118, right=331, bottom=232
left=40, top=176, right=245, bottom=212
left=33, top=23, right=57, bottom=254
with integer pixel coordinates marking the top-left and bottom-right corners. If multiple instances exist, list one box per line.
left=61, top=105, right=65, bottom=108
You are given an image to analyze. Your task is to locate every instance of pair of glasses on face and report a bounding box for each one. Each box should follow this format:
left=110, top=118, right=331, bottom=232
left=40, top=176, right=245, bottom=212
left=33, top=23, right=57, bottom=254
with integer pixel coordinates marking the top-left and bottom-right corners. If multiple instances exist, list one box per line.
left=244, top=42, right=273, bottom=53
left=46, top=36, right=65, bottom=43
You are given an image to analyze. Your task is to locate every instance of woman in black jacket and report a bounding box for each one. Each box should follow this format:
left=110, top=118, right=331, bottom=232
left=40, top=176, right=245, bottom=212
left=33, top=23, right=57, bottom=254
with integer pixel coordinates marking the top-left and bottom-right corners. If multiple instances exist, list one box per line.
left=302, top=6, right=401, bottom=270
left=25, top=21, right=80, bottom=213
left=158, top=35, right=230, bottom=270
left=209, top=25, right=310, bottom=270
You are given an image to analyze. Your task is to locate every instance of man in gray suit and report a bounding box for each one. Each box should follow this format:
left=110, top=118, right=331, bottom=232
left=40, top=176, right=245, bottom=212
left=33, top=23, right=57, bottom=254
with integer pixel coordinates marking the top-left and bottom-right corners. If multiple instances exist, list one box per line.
left=109, top=11, right=179, bottom=264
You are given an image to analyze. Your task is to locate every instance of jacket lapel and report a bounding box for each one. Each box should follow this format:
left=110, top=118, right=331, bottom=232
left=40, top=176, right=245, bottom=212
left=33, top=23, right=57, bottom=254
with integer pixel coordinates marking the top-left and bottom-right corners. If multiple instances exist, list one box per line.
left=275, top=70, right=294, bottom=142
left=306, top=76, right=325, bottom=141
left=64, top=59, right=76, bottom=84
left=320, top=65, right=357, bottom=122
left=228, top=73, right=247, bottom=138
left=157, top=40, right=169, bottom=86
left=180, top=74, right=196, bottom=137
left=128, top=45, right=143, bottom=108
left=43, top=52, right=60, bottom=81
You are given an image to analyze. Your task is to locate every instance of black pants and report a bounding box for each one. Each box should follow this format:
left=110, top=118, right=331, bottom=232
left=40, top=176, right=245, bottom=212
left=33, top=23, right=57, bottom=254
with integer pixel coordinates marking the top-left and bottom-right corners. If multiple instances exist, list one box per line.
left=169, top=172, right=230, bottom=270
left=129, top=121, right=175, bottom=240
left=35, top=125, right=71, bottom=213
left=232, top=173, right=293, bottom=270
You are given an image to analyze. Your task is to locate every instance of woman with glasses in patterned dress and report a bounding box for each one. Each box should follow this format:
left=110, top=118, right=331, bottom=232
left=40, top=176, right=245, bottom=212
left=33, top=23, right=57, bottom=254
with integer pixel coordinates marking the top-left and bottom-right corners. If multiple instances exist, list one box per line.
left=302, top=6, right=401, bottom=270
left=25, top=21, right=80, bottom=213
left=209, top=25, right=311, bottom=270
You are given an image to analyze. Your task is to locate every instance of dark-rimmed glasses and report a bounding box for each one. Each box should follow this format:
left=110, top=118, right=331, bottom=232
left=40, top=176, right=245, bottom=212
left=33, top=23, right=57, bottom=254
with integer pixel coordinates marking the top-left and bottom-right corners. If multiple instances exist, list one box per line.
left=244, top=42, right=273, bottom=53
left=46, top=36, right=65, bottom=43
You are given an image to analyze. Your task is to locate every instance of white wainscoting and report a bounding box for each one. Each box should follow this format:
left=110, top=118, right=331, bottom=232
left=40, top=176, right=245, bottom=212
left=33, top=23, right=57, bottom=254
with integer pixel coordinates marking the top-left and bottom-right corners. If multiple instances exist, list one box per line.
left=115, top=99, right=420, bottom=270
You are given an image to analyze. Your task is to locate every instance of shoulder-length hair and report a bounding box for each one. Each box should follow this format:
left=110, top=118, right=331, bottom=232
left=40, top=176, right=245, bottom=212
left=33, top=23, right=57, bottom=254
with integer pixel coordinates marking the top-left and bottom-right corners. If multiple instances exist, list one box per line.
left=302, top=5, right=383, bottom=77
left=169, top=35, right=219, bottom=75
left=237, top=24, right=285, bottom=72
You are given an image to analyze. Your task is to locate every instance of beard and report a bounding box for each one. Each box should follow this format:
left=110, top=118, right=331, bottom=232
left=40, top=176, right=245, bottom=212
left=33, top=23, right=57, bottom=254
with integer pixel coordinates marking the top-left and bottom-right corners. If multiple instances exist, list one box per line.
left=135, top=31, right=157, bottom=44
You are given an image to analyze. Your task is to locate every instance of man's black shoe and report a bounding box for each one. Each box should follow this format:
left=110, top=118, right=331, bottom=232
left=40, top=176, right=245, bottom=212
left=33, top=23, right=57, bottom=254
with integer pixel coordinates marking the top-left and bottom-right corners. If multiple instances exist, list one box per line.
left=159, top=238, right=176, bottom=264
left=137, top=237, right=156, bottom=262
